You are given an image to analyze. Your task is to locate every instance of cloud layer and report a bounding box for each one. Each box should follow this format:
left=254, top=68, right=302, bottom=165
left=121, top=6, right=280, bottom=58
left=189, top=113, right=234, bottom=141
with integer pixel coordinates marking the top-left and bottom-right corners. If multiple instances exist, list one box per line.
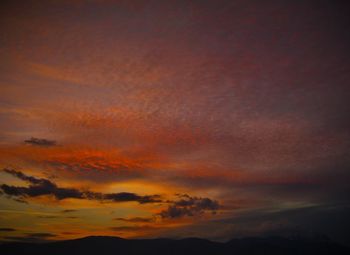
left=0, top=0, right=349, bottom=244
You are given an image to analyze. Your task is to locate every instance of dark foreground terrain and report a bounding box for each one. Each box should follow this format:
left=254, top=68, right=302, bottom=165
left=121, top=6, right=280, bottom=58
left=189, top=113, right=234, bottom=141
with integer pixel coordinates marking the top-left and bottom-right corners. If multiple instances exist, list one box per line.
left=1, top=236, right=349, bottom=255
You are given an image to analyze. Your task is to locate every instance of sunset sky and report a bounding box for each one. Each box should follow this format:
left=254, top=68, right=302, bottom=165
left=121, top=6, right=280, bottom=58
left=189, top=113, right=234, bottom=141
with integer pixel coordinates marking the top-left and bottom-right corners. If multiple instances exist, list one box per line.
left=0, top=0, right=349, bottom=244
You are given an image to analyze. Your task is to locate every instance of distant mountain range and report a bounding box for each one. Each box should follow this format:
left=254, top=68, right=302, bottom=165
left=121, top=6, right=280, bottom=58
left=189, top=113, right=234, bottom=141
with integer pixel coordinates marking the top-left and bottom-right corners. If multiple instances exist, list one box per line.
left=1, top=235, right=349, bottom=255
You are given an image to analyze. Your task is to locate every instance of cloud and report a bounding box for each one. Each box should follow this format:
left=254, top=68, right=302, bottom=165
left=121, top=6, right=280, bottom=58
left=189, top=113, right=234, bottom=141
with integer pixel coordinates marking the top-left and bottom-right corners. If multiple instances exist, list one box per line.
left=12, top=198, right=28, bottom=204
left=0, top=0, right=349, bottom=244
left=24, top=137, right=56, bottom=146
left=0, top=228, right=16, bottom=232
left=3, top=168, right=53, bottom=186
left=104, top=192, right=161, bottom=204
left=37, top=214, right=78, bottom=219
left=61, top=232, right=77, bottom=235
left=114, top=217, right=153, bottom=223
left=110, top=225, right=155, bottom=232
left=0, top=169, right=162, bottom=204
left=160, top=194, right=219, bottom=219
left=3, top=232, right=57, bottom=242
left=61, top=209, right=77, bottom=213
left=0, top=168, right=84, bottom=200
left=37, top=215, right=59, bottom=219
left=26, top=233, right=57, bottom=238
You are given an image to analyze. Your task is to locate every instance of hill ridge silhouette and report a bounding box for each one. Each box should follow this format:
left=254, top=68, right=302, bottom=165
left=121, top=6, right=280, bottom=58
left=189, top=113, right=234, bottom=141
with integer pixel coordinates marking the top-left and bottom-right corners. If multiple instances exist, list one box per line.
left=1, top=235, right=349, bottom=255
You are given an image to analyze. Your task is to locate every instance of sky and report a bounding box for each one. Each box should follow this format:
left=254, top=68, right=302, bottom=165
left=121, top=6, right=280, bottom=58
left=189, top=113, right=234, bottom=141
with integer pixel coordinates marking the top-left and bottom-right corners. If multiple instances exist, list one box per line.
left=0, top=0, right=350, bottom=245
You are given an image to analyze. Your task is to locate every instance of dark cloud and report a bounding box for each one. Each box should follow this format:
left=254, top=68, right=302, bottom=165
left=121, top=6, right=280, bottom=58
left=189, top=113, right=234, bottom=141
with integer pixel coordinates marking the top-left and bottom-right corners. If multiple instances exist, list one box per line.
left=0, top=169, right=84, bottom=200
left=110, top=225, right=155, bottom=232
left=114, top=217, right=153, bottom=223
left=3, top=236, right=45, bottom=243
left=12, top=198, right=28, bottom=204
left=160, top=194, right=219, bottom=219
left=26, top=233, right=57, bottom=238
left=0, top=169, right=161, bottom=204
left=37, top=214, right=78, bottom=219
left=104, top=192, right=161, bottom=204
left=3, top=232, right=57, bottom=243
left=61, top=232, right=77, bottom=235
left=1, top=169, right=83, bottom=200
left=3, top=168, right=53, bottom=186
left=0, top=228, right=15, bottom=232
left=37, top=215, right=59, bottom=219
left=61, top=209, right=77, bottom=213
left=24, top=137, right=56, bottom=147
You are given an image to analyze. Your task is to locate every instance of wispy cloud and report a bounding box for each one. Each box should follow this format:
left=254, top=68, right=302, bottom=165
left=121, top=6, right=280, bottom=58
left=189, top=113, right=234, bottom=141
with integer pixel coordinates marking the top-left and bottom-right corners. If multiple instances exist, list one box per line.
left=24, top=137, right=56, bottom=147
left=61, top=209, right=77, bottom=213
left=113, top=217, right=154, bottom=223
left=4, top=232, right=57, bottom=243
left=0, top=228, right=16, bottom=232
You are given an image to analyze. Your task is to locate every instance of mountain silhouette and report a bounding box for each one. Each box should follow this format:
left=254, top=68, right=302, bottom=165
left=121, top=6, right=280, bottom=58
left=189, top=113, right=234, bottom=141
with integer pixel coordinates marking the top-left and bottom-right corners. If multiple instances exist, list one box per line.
left=0, top=235, right=349, bottom=255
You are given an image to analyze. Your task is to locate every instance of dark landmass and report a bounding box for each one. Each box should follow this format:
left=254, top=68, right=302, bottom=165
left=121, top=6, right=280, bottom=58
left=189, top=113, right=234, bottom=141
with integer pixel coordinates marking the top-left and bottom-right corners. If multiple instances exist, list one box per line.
left=1, top=235, right=349, bottom=255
